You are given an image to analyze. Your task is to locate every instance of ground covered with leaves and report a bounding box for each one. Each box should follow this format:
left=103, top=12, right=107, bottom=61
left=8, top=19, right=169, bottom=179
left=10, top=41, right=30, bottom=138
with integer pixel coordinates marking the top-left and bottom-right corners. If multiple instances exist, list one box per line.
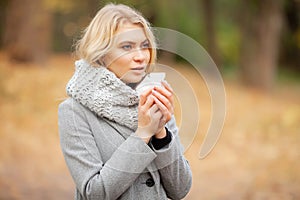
left=0, top=53, right=299, bottom=199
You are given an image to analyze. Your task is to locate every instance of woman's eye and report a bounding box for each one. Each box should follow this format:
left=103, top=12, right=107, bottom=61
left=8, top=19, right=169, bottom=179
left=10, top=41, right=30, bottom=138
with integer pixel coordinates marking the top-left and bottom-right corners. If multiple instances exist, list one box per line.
left=122, top=44, right=132, bottom=50
left=141, top=43, right=150, bottom=49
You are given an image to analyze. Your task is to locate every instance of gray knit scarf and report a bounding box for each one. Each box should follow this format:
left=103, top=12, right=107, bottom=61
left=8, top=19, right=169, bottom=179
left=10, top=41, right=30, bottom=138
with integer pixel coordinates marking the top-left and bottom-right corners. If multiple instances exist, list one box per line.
left=66, top=59, right=139, bottom=131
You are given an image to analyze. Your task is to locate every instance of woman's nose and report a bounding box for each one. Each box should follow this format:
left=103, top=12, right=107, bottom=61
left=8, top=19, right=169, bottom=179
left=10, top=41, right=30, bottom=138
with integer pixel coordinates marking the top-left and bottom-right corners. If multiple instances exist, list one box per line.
left=133, top=48, right=147, bottom=62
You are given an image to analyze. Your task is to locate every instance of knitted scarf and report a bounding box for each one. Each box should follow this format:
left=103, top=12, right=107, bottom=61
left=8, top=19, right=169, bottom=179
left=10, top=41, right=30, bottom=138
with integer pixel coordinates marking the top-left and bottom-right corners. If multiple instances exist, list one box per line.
left=66, top=59, right=139, bottom=131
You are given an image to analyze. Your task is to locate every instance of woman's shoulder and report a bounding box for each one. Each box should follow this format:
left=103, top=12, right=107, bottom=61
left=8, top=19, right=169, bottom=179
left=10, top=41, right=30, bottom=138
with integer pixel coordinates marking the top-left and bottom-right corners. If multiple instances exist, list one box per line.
left=59, top=97, right=93, bottom=110
left=59, top=98, right=79, bottom=112
left=59, top=97, right=79, bottom=108
left=58, top=98, right=116, bottom=134
left=58, top=98, right=106, bottom=123
left=58, top=98, right=90, bottom=118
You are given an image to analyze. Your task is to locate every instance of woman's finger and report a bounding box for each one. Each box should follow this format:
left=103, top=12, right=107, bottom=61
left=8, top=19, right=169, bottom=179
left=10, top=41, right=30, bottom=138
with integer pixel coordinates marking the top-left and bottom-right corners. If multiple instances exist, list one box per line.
left=143, top=94, right=155, bottom=111
left=161, top=81, right=174, bottom=95
left=153, top=110, right=163, bottom=121
left=152, top=89, right=174, bottom=114
left=154, top=84, right=174, bottom=108
left=152, top=95, right=172, bottom=122
left=139, top=87, right=154, bottom=106
left=149, top=103, right=159, bottom=114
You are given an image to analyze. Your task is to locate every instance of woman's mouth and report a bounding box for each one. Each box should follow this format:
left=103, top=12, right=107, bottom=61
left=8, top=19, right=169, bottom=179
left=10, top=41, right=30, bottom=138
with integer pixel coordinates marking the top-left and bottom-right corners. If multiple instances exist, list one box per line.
left=131, top=66, right=146, bottom=75
left=131, top=66, right=145, bottom=71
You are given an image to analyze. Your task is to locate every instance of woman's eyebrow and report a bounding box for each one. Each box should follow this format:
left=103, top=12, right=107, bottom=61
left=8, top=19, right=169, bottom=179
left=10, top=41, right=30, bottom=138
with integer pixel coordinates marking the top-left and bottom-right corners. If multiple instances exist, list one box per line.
left=142, top=39, right=149, bottom=44
left=118, top=39, right=149, bottom=45
left=119, top=41, right=135, bottom=45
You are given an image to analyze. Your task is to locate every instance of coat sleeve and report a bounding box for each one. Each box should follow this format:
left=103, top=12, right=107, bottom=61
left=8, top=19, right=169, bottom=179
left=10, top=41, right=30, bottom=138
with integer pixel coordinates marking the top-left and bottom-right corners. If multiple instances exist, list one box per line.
left=149, top=116, right=192, bottom=200
left=58, top=99, right=157, bottom=200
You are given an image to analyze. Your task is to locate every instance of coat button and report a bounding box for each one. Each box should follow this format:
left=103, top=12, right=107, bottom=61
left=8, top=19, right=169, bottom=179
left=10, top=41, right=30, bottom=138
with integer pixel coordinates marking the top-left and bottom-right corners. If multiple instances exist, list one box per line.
left=145, top=178, right=155, bottom=187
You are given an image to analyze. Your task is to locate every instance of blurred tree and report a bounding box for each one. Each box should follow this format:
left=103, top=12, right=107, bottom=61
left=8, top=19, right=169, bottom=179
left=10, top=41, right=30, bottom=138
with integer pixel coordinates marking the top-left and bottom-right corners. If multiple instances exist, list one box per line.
left=50, top=0, right=96, bottom=52
left=238, top=0, right=284, bottom=90
left=151, top=0, right=179, bottom=61
left=201, top=0, right=222, bottom=69
left=4, top=0, right=52, bottom=63
left=151, top=0, right=204, bottom=62
left=281, top=0, right=300, bottom=72
left=0, top=0, right=9, bottom=48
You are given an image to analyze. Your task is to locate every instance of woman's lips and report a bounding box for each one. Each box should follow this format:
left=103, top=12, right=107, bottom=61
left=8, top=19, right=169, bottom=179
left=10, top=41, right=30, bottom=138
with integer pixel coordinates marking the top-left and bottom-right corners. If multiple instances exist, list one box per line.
left=130, top=66, right=146, bottom=76
left=131, top=66, right=145, bottom=70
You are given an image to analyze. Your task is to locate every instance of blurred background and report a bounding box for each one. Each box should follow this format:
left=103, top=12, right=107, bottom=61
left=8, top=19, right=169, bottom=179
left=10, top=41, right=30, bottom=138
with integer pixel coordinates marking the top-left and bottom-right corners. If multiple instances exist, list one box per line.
left=0, top=0, right=299, bottom=199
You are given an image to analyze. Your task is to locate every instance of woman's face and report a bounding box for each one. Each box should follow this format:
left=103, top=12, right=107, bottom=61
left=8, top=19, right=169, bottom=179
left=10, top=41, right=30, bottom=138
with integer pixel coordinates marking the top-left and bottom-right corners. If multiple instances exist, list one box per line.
left=104, top=23, right=151, bottom=83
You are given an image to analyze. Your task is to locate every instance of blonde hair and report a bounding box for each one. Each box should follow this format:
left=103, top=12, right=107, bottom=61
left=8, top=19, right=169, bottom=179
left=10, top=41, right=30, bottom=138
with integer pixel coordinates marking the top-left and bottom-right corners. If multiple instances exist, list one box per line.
left=75, top=3, right=157, bottom=72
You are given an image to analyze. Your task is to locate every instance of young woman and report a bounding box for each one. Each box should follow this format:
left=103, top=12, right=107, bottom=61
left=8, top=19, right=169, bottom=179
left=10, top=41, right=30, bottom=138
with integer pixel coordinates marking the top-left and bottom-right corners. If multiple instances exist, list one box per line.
left=58, top=3, right=192, bottom=200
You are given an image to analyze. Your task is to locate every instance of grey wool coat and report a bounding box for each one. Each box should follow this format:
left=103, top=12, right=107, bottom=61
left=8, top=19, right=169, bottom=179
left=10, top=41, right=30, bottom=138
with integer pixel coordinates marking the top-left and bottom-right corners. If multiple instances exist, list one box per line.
left=58, top=98, right=192, bottom=200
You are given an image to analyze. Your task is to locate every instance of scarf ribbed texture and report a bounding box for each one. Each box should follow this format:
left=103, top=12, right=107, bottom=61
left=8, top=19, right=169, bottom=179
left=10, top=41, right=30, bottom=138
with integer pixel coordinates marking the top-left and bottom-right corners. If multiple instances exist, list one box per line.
left=66, top=59, right=139, bottom=131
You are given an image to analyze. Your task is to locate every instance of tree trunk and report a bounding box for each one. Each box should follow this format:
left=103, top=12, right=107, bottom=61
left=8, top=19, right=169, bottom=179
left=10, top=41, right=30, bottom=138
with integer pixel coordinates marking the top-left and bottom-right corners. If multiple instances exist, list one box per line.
left=201, top=0, right=222, bottom=69
left=238, top=0, right=284, bottom=91
left=4, top=0, right=52, bottom=63
left=154, top=0, right=178, bottom=62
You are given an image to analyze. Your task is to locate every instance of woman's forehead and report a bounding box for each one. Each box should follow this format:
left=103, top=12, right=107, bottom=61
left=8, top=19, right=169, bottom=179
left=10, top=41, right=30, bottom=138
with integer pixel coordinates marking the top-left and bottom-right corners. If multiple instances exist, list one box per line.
left=113, top=23, right=148, bottom=43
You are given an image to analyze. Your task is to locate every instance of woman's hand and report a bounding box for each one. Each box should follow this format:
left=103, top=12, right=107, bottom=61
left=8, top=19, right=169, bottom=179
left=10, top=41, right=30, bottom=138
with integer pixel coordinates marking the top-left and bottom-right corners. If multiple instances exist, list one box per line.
left=151, top=81, right=175, bottom=138
left=152, top=81, right=175, bottom=122
left=136, top=88, right=164, bottom=143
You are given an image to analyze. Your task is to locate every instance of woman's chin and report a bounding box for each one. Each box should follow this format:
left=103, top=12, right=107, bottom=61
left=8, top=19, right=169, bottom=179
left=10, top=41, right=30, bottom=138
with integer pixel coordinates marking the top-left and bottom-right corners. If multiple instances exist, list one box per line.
left=121, top=74, right=145, bottom=84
